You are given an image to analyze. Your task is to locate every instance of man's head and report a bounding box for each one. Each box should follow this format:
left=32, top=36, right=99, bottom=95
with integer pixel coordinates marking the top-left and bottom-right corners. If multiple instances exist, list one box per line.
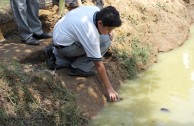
left=96, top=6, right=122, bottom=34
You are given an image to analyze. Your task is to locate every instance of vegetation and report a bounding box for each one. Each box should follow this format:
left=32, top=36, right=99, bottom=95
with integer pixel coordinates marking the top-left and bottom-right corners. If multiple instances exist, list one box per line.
left=0, top=61, right=88, bottom=126
left=113, top=38, right=151, bottom=79
left=0, top=0, right=192, bottom=125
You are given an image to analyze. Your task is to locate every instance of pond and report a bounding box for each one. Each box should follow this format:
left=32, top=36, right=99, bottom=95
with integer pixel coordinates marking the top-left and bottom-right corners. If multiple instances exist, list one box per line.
left=90, top=25, right=194, bottom=126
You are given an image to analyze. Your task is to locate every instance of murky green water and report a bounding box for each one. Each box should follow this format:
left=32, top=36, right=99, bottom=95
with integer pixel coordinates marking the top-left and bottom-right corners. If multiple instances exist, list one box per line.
left=90, top=25, right=194, bottom=126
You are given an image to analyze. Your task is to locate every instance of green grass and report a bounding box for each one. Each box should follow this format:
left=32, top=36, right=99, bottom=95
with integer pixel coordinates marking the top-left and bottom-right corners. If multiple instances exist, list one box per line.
left=113, top=38, right=151, bottom=79
left=0, top=61, right=88, bottom=126
left=0, top=0, right=10, bottom=8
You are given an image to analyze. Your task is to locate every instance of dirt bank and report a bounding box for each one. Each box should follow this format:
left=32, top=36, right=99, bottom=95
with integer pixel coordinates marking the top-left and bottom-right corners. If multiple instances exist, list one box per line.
left=0, top=0, right=194, bottom=124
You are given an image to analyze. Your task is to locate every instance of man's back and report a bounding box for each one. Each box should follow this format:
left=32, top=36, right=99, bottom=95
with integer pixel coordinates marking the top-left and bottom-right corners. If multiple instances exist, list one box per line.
left=53, top=6, right=102, bottom=58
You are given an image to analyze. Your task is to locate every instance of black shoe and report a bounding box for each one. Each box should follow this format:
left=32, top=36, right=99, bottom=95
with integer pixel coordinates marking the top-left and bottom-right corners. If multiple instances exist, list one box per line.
left=68, top=67, right=96, bottom=77
left=103, top=49, right=112, bottom=58
left=33, top=32, right=52, bottom=40
left=44, top=46, right=61, bottom=70
left=22, top=36, right=40, bottom=45
left=44, top=46, right=66, bottom=70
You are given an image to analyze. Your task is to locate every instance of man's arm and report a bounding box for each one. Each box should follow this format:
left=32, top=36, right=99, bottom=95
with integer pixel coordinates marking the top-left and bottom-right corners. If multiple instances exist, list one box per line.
left=94, top=60, right=119, bottom=102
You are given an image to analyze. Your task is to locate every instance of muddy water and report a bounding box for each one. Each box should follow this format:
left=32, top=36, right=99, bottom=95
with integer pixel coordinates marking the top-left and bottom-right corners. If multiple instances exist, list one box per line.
left=90, top=25, right=194, bottom=126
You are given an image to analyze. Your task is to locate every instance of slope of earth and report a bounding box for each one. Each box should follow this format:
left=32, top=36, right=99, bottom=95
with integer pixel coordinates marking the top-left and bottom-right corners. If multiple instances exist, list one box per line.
left=0, top=0, right=193, bottom=124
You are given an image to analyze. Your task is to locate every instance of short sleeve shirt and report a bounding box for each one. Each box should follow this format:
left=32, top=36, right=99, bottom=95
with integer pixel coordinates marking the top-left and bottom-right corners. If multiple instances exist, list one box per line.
left=53, top=6, right=101, bottom=59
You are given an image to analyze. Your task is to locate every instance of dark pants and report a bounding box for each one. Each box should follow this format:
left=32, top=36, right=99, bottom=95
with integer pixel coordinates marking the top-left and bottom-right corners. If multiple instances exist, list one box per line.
left=53, top=34, right=111, bottom=72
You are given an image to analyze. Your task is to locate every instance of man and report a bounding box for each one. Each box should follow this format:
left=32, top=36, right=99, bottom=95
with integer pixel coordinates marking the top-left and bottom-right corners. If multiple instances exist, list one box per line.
left=45, top=6, right=122, bottom=102
left=10, top=0, right=52, bottom=45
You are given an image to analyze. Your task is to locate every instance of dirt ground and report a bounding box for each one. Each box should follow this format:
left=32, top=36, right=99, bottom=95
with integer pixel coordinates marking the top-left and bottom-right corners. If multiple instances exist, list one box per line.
left=0, top=0, right=194, bottom=122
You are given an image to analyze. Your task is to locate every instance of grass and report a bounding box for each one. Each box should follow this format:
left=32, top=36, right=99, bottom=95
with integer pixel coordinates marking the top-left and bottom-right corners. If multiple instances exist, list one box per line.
left=0, top=0, right=10, bottom=6
left=131, top=38, right=150, bottom=64
left=0, top=0, right=10, bottom=9
left=113, top=38, right=151, bottom=79
left=0, top=61, right=88, bottom=126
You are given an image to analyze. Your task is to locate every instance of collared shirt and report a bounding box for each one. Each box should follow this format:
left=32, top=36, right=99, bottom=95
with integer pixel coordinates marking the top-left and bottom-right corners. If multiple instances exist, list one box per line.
left=53, top=6, right=102, bottom=59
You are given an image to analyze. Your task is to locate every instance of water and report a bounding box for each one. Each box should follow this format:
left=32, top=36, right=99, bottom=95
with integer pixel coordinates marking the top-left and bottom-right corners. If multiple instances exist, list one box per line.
left=90, top=25, right=194, bottom=126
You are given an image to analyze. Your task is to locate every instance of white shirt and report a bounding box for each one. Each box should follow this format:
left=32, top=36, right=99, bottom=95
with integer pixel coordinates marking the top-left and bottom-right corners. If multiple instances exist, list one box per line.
left=53, top=6, right=101, bottom=59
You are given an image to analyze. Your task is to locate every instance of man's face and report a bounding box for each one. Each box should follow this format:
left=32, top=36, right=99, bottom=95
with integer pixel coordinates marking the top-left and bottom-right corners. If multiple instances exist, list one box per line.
left=97, top=21, right=115, bottom=35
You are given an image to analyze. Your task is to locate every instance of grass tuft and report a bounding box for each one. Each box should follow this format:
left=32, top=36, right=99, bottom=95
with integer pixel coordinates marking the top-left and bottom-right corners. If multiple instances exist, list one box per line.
left=0, top=60, right=88, bottom=126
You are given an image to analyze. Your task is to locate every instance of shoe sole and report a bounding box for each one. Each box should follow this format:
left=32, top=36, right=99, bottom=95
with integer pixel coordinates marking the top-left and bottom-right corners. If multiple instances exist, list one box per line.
left=26, top=42, right=40, bottom=45
left=22, top=40, right=40, bottom=45
left=33, top=33, right=52, bottom=40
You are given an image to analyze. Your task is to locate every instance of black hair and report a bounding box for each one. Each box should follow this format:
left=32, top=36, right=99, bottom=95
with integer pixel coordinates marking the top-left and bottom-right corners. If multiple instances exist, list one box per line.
left=96, top=6, right=122, bottom=27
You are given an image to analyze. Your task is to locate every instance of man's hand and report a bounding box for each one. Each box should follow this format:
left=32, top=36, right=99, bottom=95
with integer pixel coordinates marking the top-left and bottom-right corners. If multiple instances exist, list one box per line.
left=94, top=61, right=121, bottom=102
left=107, top=87, right=119, bottom=102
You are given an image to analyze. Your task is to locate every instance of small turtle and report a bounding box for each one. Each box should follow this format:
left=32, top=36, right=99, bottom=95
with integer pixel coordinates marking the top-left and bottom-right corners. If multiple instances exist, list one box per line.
left=160, top=108, right=170, bottom=112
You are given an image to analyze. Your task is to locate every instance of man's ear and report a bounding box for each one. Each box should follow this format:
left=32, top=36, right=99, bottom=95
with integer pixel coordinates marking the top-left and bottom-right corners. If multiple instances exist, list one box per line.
left=97, top=20, right=103, bottom=26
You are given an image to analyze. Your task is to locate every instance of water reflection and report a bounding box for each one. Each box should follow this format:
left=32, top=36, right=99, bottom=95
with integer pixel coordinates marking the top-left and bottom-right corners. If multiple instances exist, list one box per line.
left=183, top=52, right=190, bottom=69
left=90, top=25, right=194, bottom=126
